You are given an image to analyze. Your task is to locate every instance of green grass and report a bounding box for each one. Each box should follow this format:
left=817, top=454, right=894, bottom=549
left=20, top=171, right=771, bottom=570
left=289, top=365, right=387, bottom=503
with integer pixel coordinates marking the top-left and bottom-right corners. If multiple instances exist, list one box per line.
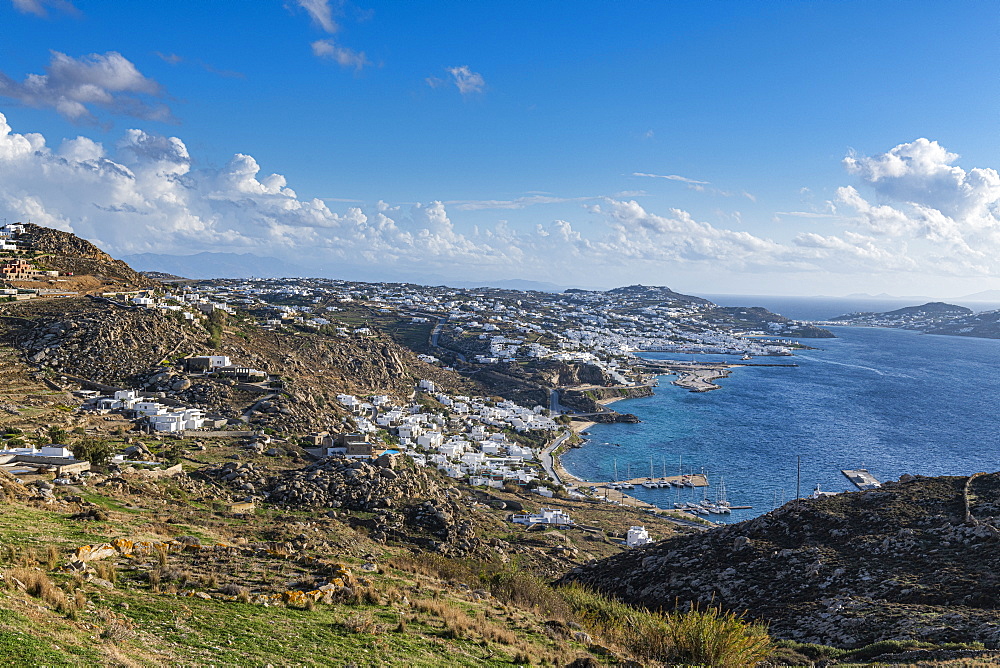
left=113, top=593, right=530, bottom=666
left=0, top=607, right=105, bottom=665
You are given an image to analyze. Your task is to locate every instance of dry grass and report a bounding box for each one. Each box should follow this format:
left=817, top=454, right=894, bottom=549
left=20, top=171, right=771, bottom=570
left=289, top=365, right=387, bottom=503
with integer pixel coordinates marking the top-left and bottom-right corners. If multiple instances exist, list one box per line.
left=94, top=560, right=118, bottom=584
left=342, top=611, right=378, bottom=634
left=7, top=566, right=80, bottom=616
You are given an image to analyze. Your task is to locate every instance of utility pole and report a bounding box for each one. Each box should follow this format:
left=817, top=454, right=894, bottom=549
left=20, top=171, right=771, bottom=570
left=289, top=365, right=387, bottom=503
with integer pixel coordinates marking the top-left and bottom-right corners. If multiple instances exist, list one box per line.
left=796, top=455, right=801, bottom=502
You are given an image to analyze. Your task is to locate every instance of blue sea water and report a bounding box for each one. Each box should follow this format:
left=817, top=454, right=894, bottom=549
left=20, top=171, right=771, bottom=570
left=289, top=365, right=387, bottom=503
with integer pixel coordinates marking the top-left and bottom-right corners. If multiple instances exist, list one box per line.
left=560, top=326, right=1000, bottom=523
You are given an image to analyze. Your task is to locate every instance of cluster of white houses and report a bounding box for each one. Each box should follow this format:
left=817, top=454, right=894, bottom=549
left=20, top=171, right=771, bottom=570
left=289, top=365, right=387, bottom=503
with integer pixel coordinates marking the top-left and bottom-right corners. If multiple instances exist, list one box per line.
left=331, top=382, right=559, bottom=490
left=86, top=390, right=207, bottom=432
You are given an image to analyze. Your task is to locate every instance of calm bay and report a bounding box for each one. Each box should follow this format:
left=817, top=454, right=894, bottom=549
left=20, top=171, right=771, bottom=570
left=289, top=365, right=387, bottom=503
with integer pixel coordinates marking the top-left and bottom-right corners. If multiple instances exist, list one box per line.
left=560, top=326, right=1000, bottom=523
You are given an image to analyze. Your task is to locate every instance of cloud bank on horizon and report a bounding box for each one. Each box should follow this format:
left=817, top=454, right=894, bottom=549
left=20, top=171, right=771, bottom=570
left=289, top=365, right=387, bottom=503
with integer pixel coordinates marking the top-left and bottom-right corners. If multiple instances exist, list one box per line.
left=0, top=110, right=997, bottom=288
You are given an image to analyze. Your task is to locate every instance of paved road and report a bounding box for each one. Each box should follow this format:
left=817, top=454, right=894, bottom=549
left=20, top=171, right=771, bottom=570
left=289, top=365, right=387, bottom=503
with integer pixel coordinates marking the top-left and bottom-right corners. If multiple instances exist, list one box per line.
left=539, top=430, right=570, bottom=485
left=430, top=317, right=467, bottom=362
left=548, top=388, right=565, bottom=415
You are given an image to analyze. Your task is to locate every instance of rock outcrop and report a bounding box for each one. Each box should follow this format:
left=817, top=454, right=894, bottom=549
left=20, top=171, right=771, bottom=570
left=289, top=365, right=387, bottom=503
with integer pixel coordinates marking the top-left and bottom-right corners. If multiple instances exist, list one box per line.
left=16, top=223, right=155, bottom=288
left=562, top=472, right=1000, bottom=648
left=203, top=456, right=514, bottom=560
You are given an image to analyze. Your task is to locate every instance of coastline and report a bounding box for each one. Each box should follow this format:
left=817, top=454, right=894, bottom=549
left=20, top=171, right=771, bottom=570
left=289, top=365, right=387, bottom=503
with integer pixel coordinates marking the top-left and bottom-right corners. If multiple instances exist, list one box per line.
left=556, top=405, right=707, bottom=523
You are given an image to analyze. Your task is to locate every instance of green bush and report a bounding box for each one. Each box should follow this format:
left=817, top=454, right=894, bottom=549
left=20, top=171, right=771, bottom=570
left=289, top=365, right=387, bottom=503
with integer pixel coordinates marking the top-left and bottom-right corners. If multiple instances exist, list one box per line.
left=70, top=436, right=115, bottom=466
left=663, top=603, right=772, bottom=667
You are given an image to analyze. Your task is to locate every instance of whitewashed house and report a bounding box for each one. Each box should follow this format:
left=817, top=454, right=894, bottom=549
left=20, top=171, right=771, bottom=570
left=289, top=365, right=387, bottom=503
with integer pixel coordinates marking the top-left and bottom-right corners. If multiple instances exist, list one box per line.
left=626, top=526, right=652, bottom=547
left=511, top=508, right=572, bottom=526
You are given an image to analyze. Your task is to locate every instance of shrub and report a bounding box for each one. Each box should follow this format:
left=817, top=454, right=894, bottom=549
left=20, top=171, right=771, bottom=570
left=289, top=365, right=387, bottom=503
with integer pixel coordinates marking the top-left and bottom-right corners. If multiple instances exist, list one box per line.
left=45, top=544, right=60, bottom=570
left=664, top=603, right=772, bottom=667
left=343, top=612, right=378, bottom=634
left=70, top=436, right=115, bottom=466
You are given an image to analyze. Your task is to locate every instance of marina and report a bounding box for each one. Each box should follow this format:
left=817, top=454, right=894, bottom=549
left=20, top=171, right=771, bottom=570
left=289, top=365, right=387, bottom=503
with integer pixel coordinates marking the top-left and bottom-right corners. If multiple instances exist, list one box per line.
left=561, top=327, right=1000, bottom=523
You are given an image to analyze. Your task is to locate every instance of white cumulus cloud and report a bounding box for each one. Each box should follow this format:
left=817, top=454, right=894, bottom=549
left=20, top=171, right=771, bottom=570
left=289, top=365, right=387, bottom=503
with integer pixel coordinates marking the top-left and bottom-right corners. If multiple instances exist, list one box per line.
left=1, top=114, right=999, bottom=286
left=0, top=51, right=171, bottom=124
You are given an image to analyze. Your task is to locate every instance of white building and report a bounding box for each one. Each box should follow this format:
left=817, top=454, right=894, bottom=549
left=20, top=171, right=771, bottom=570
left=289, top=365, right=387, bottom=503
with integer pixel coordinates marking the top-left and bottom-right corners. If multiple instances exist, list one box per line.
left=625, top=526, right=652, bottom=547
left=511, top=508, right=573, bottom=526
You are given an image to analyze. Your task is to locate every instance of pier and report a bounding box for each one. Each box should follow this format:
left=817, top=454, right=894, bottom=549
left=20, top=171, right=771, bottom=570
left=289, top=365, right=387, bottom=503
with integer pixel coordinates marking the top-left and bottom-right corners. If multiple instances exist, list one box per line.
left=598, top=473, right=709, bottom=488
left=842, top=468, right=881, bottom=490
left=636, top=359, right=798, bottom=392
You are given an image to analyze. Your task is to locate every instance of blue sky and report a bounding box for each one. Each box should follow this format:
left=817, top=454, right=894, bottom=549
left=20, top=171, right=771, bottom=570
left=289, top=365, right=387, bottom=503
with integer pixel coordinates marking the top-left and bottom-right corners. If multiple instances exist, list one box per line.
left=0, top=0, right=998, bottom=296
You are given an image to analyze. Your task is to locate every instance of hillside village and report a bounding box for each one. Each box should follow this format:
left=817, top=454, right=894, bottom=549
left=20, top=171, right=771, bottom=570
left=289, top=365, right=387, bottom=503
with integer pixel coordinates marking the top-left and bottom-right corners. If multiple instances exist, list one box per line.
left=0, top=222, right=843, bottom=515
left=3, top=222, right=1000, bottom=665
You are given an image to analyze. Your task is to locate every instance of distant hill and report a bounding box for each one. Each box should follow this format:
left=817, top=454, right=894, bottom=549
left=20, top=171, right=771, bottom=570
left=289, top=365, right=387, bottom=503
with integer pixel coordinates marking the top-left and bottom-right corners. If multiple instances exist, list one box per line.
left=831, top=301, right=971, bottom=322
left=603, top=284, right=713, bottom=304
left=140, top=270, right=189, bottom=282
left=959, top=289, right=1000, bottom=302
left=453, top=278, right=567, bottom=293
left=882, top=302, right=973, bottom=317
left=121, top=252, right=302, bottom=279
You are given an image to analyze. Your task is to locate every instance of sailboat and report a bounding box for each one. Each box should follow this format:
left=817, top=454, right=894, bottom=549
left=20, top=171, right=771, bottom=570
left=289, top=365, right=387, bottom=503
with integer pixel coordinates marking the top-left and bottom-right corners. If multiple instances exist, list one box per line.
left=621, top=462, right=634, bottom=489
left=716, top=477, right=732, bottom=512
left=609, top=458, right=621, bottom=490
left=642, top=456, right=661, bottom=488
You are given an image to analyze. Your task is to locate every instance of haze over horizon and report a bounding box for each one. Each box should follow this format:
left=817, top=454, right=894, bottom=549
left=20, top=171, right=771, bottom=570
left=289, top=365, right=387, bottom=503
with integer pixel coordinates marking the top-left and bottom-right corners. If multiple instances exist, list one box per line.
left=1, top=1, right=998, bottom=298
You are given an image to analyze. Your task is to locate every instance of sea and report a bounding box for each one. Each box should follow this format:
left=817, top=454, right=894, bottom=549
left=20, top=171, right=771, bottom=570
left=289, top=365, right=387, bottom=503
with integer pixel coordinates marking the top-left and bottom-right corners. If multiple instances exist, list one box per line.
left=559, top=296, right=1000, bottom=523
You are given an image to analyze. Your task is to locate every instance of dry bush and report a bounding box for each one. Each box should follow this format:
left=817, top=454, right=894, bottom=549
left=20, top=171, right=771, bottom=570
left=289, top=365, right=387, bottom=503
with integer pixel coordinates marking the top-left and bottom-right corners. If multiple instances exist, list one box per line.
left=342, top=611, right=378, bottom=634
left=664, top=603, right=772, bottom=667
left=94, top=561, right=117, bottom=584
left=147, top=569, right=160, bottom=591
left=100, top=616, right=136, bottom=644
left=9, top=567, right=75, bottom=615
left=218, top=583, right=250, bottom=598
left=45, top=544, right=60, bottom=571
left=481, top=565, right=573, bottom=620
left=155, top=545, right=168, bottom=567
left=158, top=566, right=187, bottom=583
left=74, top=588, right=87, bottom=610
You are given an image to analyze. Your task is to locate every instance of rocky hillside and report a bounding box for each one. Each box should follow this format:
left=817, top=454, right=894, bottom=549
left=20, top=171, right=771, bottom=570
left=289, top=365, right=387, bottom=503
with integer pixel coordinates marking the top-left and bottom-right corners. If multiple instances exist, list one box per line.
left=202, top=455, right=515, bottom=562
left=16, top=223, right=154, bottom=289
left=562, top=472, right=1000, bottom=648
left=1, top=296, right=482, bottom=431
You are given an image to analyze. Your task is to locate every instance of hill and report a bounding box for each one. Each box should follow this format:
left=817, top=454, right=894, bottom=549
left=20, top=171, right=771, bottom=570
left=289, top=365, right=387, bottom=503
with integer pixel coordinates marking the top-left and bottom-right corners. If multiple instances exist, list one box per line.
left=4, top=223, right=154, bottom=292
left=882, top=302, right=973, bottom=317
left=0, top=296, right=485, bottom=433
left=562, top=472, right=1000, bottom=648
left=605, top=284, right=713, bottom=304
